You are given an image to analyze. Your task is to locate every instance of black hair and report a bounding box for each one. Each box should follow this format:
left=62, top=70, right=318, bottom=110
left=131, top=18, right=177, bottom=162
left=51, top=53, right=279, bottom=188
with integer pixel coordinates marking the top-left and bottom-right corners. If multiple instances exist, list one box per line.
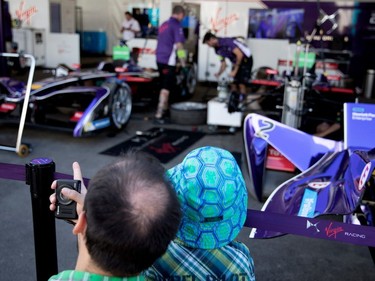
left=125, top=11, right=132, bottom=17
left=203, top=31, right=217, bottom=44
left=172, top=5, right=185, bottom=16
left=84, top=151, right=181, bottom=276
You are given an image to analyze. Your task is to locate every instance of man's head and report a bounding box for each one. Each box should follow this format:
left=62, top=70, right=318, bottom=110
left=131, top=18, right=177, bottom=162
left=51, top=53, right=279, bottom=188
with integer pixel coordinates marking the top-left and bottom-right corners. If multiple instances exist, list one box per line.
left=203, top=32, right=219, bottom=48
left=81, top=151, right=181, bottom=276
left=172, top=5, right=185, bottom=22
left=125, top=11, right=133, bottom=20
left=167, top=146, right=248, bottom=249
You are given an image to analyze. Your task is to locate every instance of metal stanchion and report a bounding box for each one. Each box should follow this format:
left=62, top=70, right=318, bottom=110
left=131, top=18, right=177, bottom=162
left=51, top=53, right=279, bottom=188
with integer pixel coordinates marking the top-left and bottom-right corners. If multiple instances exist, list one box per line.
left=364, top=69, right=375, bottom=99
left=26, top=158, right=58, bottom=281
left=0, top=0, right=10, bottom=76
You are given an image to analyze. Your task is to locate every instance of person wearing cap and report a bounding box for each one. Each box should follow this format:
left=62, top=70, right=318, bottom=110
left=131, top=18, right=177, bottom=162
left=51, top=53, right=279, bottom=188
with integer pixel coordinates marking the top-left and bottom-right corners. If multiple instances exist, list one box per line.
left=154, top=5, right=186, bottom=123
left=203, top=32, right=261, bottom=111
left=144, top=146, right=255, bottom=280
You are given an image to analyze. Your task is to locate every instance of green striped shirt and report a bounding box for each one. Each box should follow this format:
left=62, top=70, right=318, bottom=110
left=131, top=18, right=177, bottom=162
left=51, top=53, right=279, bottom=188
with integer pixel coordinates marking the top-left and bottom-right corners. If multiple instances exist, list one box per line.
left=48, top=270, right=145, bottom=281
left=143, top=239, right=255, bottom=280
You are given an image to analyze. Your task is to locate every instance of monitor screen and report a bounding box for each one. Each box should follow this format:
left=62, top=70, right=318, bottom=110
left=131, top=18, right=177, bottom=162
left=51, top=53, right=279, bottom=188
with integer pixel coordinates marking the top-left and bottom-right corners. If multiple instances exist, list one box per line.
left=248, top=9, right=304, bottom=42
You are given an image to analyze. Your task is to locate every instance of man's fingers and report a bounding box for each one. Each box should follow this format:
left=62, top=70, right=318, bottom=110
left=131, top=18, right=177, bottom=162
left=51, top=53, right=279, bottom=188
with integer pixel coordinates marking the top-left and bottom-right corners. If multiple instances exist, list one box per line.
left=72, top=162, right=83, bottom=182
left=49, top=182, right=57, bottom=212
left=61, top=188, right=84, bottom=206
left=49, top=193, right=56, bottom=204
left=72, top=162, right=87, bottom=194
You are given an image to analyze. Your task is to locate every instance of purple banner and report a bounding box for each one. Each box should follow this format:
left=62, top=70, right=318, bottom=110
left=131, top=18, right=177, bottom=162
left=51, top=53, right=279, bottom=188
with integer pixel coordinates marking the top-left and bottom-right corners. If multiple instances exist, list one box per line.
left=246, top=209, right=375, bottom=247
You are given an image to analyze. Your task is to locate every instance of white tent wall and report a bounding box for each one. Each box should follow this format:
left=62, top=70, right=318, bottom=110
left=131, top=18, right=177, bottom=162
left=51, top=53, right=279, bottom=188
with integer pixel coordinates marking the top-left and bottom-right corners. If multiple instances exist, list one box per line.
left=7, top=1, right=361, bottom=74
left=8, top=0, right=80, bottom=68
left=8, top=0, right=50, bottom=31
left=76, top=0, right=158, bottom=55
left=76, top=0, right=109, bottom=31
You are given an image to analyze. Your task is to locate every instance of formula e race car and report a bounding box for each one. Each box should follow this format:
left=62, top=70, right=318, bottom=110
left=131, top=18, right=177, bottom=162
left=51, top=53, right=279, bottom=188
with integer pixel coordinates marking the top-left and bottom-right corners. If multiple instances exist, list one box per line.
left=0, top=64, right=132, bottom=138
left=244, top=110, right=375, bottom=262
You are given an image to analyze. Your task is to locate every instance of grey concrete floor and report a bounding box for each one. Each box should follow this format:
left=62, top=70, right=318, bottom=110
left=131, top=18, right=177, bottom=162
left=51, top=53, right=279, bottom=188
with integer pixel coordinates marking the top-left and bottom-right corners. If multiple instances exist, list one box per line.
left=0, top=65, right=374, bottom=280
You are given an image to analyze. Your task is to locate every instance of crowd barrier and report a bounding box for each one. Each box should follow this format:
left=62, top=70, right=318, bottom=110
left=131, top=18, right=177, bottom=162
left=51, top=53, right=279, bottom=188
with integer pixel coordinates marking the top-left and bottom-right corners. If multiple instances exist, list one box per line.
left=0, top=159, right=374, bottom=280
left=0, top=159, right=88, bottom=281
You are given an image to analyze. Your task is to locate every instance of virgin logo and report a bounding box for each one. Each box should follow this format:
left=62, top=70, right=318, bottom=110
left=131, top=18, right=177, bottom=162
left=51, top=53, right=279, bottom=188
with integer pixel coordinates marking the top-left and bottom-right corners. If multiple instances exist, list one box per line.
left=15, top=1, right=38, bottom=25
left=325, top=222, right=344, bottom=239
left=210, top=8, right=239, bottom=33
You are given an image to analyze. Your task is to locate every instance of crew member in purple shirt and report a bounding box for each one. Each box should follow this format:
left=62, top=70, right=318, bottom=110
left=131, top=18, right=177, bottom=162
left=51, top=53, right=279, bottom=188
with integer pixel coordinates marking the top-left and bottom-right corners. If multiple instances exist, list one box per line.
left=203, top=32, right=261, bottom=110
left=155, top=5, right=186, bottom=122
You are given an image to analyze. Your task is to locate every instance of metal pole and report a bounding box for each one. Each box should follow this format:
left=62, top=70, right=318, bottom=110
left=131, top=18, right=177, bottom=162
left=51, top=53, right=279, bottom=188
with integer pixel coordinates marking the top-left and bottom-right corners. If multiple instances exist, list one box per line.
left=0, top=0, right=9, bottom=76
left=364, top=69, right=375, bottom=99
left=26, top=158, right=58, bottom=281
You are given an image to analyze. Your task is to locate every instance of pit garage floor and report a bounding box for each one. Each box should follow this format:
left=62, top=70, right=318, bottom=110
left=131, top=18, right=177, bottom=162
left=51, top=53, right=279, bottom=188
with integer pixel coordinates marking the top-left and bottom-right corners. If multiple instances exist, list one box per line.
left=0, top=64, right=374, bottom=280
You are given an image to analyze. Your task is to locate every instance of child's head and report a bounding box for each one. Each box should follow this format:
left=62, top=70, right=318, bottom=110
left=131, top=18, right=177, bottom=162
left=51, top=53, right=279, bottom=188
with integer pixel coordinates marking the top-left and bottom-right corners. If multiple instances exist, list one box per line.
left=167, top=146, right=248, bottom=249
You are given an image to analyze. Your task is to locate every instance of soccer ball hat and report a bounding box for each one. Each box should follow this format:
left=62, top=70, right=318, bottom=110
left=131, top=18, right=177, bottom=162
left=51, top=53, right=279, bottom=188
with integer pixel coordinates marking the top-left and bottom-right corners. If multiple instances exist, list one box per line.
left=167, top=146, right=248, bottom=249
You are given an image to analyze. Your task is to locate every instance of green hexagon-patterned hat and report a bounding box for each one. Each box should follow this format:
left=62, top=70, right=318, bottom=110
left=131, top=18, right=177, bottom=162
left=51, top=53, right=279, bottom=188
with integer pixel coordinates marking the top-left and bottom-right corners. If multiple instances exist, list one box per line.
left=167, top=146, right=248, bottom=249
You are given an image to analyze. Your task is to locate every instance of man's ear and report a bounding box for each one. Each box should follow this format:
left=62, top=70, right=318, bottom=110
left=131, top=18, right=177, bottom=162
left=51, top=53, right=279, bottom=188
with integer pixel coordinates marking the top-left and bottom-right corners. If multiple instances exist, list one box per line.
left=73, top=211, right=87, bottom=235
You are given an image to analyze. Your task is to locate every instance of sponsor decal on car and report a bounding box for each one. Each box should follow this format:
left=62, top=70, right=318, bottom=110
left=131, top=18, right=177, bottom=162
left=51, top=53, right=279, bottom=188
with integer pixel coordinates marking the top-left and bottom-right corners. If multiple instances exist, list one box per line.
left=358, top=162, right=371, bottom=191
left=92, top=118, right=110, bottom=129
left=298, top=189, right=317, bottom=218
left=308, top=181, right=331, bottom=189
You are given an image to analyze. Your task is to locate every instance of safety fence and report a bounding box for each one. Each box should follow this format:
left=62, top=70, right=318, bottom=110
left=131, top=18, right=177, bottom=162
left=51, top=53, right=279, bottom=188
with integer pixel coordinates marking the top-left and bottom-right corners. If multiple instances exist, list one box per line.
left=0, top=159, right=374, bottom=280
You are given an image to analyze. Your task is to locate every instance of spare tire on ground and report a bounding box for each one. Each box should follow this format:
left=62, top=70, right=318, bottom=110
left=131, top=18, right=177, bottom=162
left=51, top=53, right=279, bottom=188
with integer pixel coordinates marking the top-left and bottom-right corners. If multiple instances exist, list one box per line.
left=170, top=101, right=207, bottom=125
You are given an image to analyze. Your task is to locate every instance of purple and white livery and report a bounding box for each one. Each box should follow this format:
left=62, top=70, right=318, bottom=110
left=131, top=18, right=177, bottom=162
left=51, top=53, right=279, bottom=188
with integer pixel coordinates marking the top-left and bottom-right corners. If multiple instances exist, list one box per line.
left=243, top=112, right=375, bottom=241
left=0, top=67, right=132, bottom=138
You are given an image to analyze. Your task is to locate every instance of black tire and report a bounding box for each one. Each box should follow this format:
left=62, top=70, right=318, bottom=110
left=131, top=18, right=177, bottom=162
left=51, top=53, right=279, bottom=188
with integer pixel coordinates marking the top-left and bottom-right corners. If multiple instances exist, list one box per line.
left=170, top=102, right=207, bottom=125
left=185, top=63, right=197, bottom=96
left=176, top=63, right=197, bottom=99
left=108, top=81, right=132, bottom=130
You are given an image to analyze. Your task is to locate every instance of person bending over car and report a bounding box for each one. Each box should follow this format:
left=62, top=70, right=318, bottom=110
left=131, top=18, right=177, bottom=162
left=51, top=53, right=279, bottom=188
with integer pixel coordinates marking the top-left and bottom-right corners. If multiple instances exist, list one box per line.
left=203, top=32, right=262, bottom=110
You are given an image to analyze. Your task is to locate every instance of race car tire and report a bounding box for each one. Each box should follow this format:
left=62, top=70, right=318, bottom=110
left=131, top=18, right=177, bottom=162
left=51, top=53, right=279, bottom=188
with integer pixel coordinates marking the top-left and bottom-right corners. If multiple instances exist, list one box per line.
left=185, top=63, right=197, bottom=96
left=177, top=63, right=197, bottom=99
left=109, top=81, right=132, bottom=130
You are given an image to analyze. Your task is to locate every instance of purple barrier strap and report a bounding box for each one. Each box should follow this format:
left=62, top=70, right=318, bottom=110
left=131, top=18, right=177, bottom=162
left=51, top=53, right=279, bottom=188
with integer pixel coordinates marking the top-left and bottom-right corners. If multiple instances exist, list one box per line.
left=0, top=163, right=89, bottom=186
left=2, top=162, right=374, bottom=247
left=54, top=172, right=90, bottom=187
left=0, top=163, right=26, bottom=181
left=246, top=209, right=375, bottom=247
